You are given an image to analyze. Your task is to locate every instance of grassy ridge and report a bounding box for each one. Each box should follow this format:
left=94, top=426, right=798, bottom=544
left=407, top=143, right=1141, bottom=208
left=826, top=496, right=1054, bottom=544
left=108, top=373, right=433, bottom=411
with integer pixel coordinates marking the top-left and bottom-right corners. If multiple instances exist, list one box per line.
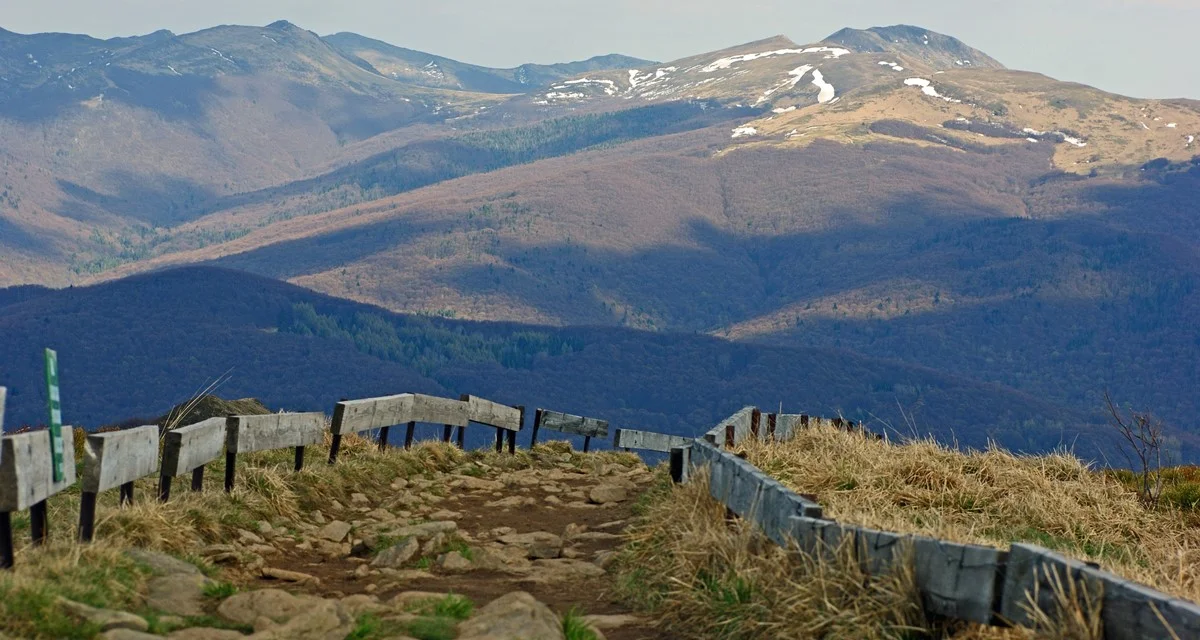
left=613, top=429, right=1200, bottom=639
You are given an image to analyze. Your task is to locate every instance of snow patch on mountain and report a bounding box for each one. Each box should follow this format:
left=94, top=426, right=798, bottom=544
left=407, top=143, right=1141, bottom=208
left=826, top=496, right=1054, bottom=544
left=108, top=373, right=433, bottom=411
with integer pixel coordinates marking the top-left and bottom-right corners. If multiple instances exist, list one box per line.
left=731, top=126, right=759, bottom=138
left=811, top=69, right=836, bottom=104
left=904, top=77, right=961, bottom=103
left=210, top=48, right=236, bottom=66
left=878, top=61, right=904, bottom=71
left=562, top=77, right=618, bottom=95
left=700, top=46, right=849, bottom=73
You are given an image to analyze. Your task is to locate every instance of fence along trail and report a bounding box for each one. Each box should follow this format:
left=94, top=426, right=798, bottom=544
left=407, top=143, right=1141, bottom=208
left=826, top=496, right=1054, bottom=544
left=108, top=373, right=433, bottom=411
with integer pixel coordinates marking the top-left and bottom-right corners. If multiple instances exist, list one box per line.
left=674, top=406, right=1200, bottom=639
left=1, top=382, right=1195, bottom=638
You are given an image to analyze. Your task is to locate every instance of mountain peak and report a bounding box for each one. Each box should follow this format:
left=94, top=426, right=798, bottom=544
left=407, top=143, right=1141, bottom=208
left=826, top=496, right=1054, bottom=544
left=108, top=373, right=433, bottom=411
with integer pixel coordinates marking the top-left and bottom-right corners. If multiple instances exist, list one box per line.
left=824, top=25, right=1004, bottom=70
left=265, top=20, right=298, bottom=31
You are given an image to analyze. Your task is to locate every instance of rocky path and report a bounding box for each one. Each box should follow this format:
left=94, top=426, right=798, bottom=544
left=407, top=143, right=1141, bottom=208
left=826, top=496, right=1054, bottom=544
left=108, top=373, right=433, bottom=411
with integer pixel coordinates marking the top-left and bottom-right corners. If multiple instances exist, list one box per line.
left=160, top=456, right=670, bottom=640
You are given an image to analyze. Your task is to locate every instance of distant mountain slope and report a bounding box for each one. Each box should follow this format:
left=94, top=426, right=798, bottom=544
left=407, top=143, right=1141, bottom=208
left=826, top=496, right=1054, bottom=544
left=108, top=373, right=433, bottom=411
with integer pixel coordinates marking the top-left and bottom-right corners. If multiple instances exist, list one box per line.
left=520, top=26, right=1196, bottom=175
left=324, top=32, right=651, bottom=93
left=0, top=266, right=1097, bottom=453
left=823, top=25, right=1005, bottom=70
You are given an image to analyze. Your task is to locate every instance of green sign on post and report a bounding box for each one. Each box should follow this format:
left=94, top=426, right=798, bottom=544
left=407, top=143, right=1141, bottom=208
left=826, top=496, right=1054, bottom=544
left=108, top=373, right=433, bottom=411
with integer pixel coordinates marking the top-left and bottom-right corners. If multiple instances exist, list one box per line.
left=44, top=349, right=65, bottom=483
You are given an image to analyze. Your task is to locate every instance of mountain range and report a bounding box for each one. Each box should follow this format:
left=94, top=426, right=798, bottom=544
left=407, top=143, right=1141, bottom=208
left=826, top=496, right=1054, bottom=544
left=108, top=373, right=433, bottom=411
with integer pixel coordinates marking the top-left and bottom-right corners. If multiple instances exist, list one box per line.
left=1, top=21, right=1197, bottom=457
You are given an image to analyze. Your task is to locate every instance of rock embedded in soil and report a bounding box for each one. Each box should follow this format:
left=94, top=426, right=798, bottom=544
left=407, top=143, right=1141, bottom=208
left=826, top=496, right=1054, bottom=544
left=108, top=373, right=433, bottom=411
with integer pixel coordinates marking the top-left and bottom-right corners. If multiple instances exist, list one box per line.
left=498, top=532, right=563, bottom=559
left=437, top=550, right=472, bottom=572
left=371, top=537, right=421, bottom=568
left=167, top=628, right=247, bottom=640
left=588, top=485, right=628, bottom=504
left=147, top=573, right=213, bottom=617
left=389, top=520, right=457, bottom=541
left=57, top=598, right=149, bottom=632
left=261, top=567, right=320, bottom=585
left=98, top=630, right=161, bottom=640
left=456, top=591, right=565, bottom=640
left=125, top=549, right=202, bottom=576
left=317, top=520, right=352, bottom=543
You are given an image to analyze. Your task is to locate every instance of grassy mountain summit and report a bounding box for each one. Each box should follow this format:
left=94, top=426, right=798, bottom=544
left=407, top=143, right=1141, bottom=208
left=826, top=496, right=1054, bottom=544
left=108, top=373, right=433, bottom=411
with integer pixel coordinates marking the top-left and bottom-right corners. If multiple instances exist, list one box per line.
left=823, top=24, right=1006, bottom=70
left=323, top=31, right=653, bottom=94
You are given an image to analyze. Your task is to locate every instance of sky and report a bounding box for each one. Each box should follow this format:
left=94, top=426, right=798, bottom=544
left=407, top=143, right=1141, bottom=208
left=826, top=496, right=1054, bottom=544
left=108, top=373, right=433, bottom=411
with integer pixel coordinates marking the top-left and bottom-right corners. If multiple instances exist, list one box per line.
left=3, top=0, right=1197, bottom=99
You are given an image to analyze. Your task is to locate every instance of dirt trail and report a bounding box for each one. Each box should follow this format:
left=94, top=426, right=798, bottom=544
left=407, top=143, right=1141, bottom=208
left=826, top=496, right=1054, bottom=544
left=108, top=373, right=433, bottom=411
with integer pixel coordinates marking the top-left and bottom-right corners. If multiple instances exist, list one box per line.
left=249, top=463, right=669, bottom=640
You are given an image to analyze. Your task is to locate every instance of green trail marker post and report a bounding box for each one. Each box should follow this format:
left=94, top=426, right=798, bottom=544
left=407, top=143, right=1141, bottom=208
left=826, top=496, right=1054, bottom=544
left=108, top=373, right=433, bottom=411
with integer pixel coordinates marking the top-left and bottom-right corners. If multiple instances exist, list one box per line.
left=44, top=349, right=65, bottom=483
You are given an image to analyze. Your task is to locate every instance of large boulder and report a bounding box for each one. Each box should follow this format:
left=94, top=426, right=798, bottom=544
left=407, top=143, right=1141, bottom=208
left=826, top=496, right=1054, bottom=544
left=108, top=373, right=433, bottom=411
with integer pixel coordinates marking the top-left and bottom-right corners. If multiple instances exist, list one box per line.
left=456, top=591, right=564, bottom=640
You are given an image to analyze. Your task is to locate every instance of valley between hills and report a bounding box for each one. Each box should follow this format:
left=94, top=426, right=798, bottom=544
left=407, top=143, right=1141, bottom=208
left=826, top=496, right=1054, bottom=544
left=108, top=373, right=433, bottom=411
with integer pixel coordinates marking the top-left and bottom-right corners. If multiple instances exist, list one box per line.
left=1, top=21, right=1198, bottom=459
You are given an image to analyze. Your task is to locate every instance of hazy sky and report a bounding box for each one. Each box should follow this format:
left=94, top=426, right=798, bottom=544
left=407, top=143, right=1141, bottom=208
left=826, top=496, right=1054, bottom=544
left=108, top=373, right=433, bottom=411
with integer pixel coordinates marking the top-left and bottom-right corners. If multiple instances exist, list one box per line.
left=4, top=0, right=1196, bottom=99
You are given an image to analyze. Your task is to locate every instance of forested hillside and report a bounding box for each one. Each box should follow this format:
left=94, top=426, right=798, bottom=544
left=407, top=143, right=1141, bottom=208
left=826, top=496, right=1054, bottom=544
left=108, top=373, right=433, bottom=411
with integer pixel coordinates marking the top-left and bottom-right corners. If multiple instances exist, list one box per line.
left=0, top=267, right=1114, bottom=456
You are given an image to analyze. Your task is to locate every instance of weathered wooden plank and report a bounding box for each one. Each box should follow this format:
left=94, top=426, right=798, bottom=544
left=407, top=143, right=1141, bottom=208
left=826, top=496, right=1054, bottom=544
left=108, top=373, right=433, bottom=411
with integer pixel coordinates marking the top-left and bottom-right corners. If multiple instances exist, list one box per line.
left=613, top=428, right=691, bottom=453
left=161, top=418, right=226, bottom=477
left=464, top=395, right=521, bottom=431
left=0, top=426, right=78, bottom=511
left=410, top=394, right=469, bottom=427
left=82, top=425, right=159, bottom=494
left=788, top=516, right=850, bottom=560
left=775, top=414, right=806, bottom=440
left=1002, top=543, right=1200, bottom=639
left=331, top=394, right=416, bottom=435
left=0, top=387, right=6, bottom=432
left=704, top=406, right=755, bottom=445
left=226, top=413, right=325, bottom=454
left=853, top=526, right=909, bottom=576
left=538, top=410, right=608, bottom=438
left=330, top=398, right=377, bottom=436
left=912, top=535, right=1004, bottom=624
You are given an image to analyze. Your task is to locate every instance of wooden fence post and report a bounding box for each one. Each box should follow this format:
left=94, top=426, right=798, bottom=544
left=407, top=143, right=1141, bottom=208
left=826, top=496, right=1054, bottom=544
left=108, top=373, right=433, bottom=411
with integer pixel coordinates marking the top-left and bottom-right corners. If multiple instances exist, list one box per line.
left=191, top=467, right=205, bottom=492
left=530, top=409, right=543, bottom=448
left=768, top=413, right=777, bottom=441
left=377, top=426, right=390, bottom=450
left=724, top=424, right=735, bottom=449
left=511, top=405, right=524, bottom=454
left=158, top=475, right=173, bottom=503
left=29, top=501, right=47, bottom=546
left=294, top=446, right=305, bottom=472
left=119, top=482, right=134, bottom=506
left=404, top=421, right=415, bottom=449
left=328, top=398, right=349, bottom=464
left=0, top=513, right=11, bottom=568
left=78, top=492, right=97, bottom=542
left=442, top=425, right=453, bottom=443
left=224, top=451, right=237, bottom=493
left=750, top=409, right=761, bottom=439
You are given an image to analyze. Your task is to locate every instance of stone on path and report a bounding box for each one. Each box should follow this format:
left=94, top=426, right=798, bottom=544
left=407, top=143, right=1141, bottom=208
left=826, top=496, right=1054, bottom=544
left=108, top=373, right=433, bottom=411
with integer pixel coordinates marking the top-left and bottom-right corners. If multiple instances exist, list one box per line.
left=57, top=598, right=149, bottom=632
left=583, top=613, right=645, bottom=630
left=147, top=573, right=212, bottom=617
left=317, top=520, right=352, bottom=543
left=98, top=631, right=161, bottom=640
left=125, top=549, right=201, bottom=576
left=261, top=567, right=320, bottom=585
left=588, top=485, right=628, bottom=504
left=217, top=588, right=354, bottom=639
left=497, top=532, right=563, bottom=559
left=456, top=591, right=565, bottom=640
left=167, top=629, right=246, bottom=640
left=371, top=537, right=420, bottom=568
left=437, top=550, right=472, bottom=572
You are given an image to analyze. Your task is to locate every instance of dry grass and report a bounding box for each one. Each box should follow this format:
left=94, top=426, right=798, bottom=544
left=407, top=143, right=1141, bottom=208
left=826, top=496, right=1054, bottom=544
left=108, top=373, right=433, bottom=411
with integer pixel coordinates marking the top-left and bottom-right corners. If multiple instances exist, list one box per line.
left=741, top=426, right=1200, bottom=604
left=3, top=429, right=637, bottom=639
left=614, top=468, right=1031, bottom=639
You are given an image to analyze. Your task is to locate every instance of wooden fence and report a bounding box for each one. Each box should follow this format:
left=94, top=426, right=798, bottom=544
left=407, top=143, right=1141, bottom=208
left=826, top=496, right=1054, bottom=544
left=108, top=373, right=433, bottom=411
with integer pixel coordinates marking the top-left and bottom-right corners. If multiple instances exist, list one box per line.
left=0, top=386, right=669, bottom=567
left=3, top=381, right=1199, bottom=637
left=671, top=406, right=1200, bottom=640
